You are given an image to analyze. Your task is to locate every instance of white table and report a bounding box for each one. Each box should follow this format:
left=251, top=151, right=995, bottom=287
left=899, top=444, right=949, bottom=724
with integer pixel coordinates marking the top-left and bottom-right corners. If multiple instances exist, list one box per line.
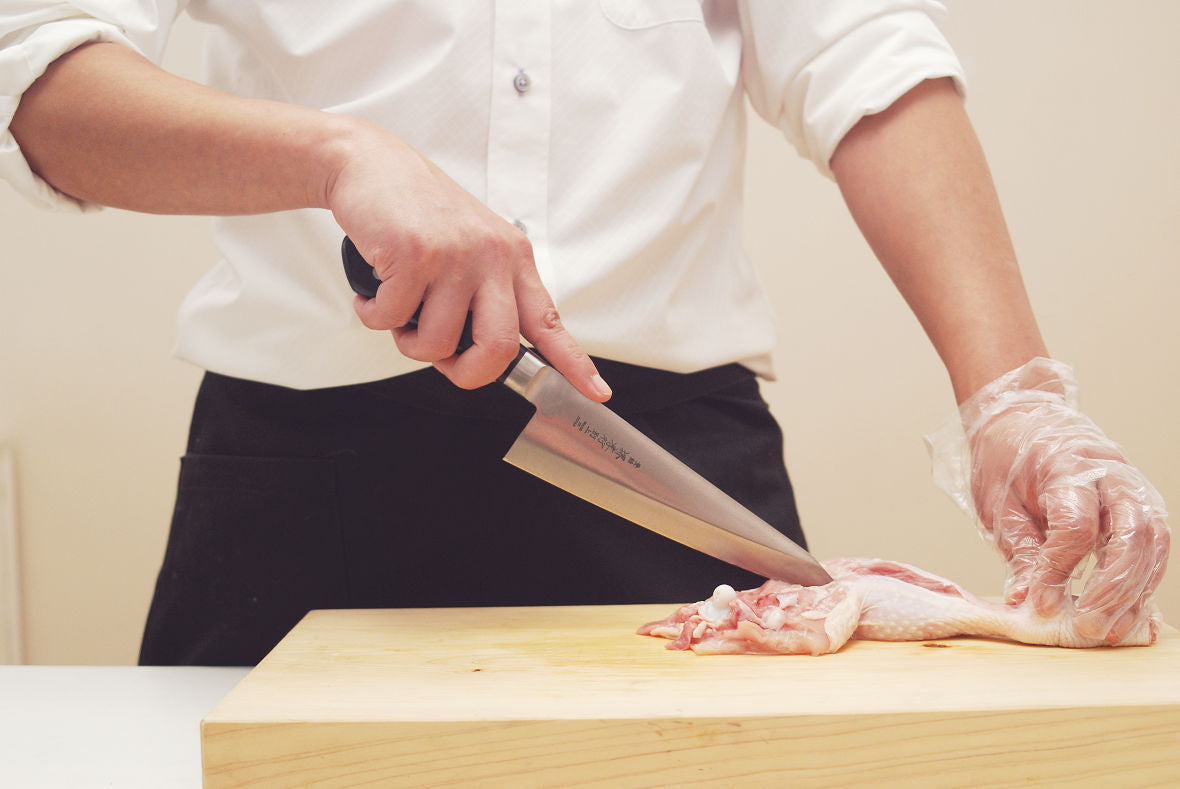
left=0, top=665, right=249, bottom=788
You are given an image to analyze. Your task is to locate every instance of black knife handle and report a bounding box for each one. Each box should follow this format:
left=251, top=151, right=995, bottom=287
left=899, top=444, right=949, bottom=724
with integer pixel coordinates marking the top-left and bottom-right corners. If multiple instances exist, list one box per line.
left=341, top=236, right=475, bottom=354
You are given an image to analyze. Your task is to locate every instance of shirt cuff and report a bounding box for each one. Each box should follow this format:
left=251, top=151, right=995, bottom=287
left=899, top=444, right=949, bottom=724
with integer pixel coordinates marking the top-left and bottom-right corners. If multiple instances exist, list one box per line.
left=784, top=9, right=967, bottom=180
left=0, top=19, right=141, bottom=212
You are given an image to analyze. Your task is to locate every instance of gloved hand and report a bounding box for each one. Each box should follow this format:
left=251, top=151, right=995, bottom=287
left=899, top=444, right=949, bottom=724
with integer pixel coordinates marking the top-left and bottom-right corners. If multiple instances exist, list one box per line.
left=926, top=357, right=1170, bottom=644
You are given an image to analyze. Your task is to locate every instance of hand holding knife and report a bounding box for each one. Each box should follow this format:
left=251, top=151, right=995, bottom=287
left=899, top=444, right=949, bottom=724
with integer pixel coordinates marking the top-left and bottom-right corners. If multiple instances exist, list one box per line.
left=342, top=237, right=833, bottom=587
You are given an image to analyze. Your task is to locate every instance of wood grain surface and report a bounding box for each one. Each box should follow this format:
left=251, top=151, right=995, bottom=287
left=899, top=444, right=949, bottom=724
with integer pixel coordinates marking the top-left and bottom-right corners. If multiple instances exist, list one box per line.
left=201, top=606, right=1180, bottom=787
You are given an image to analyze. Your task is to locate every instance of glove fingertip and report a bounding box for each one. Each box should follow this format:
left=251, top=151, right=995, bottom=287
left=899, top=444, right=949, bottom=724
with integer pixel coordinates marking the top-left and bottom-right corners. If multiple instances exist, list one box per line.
left=1030, top=585, right=1065, bottom=617
left=1004, top=584, right=1030, bottom=606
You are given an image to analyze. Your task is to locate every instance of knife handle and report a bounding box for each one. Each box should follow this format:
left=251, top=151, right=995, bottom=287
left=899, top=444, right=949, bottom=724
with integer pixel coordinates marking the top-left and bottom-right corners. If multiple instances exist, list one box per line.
left=341, top=236, right=475, bottom=354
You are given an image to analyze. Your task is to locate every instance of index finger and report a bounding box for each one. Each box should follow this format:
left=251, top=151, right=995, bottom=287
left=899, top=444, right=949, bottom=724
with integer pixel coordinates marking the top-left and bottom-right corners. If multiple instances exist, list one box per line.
left=1028, top=482, right=1101, bottom=616
left=1073, top=469, right=1159, bottom=640
left=514, top=275, right=611, bottom=403
left=979, top=488, right=1044, bottom=605
left=1104, top=510, right=1170, bottom=644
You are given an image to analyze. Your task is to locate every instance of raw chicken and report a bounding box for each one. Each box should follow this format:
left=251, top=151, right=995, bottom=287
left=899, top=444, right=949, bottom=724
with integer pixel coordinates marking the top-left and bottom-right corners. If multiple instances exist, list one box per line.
left=637, top=558, right=1161, bottom=655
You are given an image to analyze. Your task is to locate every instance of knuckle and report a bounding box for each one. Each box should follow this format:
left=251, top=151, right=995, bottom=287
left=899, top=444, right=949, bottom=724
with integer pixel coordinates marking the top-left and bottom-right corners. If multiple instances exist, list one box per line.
left=397, top=232, right=429, bottom=264
left=355, top=236, right=391, bottom=264
left=447, top=361, right=494, bottom=391
left=442, top=263, right=478, bottom=291
left=484, top=228, right=531, bottom=268
left=387, top=308, right=417, bottom=330
left=539, top=305, right=563, bottom=331
left=354, top=308, right=382, bottom=330
left=447, top=371, right=482, bottom=390
left=377, top=301, right=422, bottom=332
left=420, top=337, right=458, bottom=360
left=1049, top=502, right=1099, bottom=541
left=484, top=335, right=522, bottom=364
left=364, top=241, right=404, bottom=280
left=393, top=333, right=442, bottom=362
left=511, top=234, right=534, bottom=261
left=395, top=346, right=428, bottom=363
left=392, top=340, right=427, bottom=362
left=484, top=251, right=513, bottom=282
left=1037, top=553, right=1075, bottom=577
left=481, top=229, right=510, bottom=258
left=528, top=304, right=572, bottom=341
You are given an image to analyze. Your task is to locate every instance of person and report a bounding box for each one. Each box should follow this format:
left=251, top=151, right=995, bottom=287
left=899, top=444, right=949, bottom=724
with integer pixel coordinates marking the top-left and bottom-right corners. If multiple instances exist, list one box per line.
left=1, top=2, right=1167, bottom=665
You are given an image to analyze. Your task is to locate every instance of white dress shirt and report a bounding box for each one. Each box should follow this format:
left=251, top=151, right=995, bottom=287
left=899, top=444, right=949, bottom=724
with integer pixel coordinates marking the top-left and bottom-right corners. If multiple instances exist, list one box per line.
left=0, top=1, right=964, bottom=389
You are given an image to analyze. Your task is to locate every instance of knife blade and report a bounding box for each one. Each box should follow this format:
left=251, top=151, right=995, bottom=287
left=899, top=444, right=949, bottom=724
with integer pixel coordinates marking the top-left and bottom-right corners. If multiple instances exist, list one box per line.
left=341, top=237, right=833, bottom=586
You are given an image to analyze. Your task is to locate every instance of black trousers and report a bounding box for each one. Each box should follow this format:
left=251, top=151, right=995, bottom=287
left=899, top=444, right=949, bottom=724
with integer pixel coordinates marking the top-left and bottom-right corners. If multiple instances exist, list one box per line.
left=138, top=359, right=805, bottom=666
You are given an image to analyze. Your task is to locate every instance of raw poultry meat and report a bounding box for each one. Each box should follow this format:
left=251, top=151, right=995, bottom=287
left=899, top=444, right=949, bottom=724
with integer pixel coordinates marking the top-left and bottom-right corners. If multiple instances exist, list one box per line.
left=637, top=558, right=1161, bottom=655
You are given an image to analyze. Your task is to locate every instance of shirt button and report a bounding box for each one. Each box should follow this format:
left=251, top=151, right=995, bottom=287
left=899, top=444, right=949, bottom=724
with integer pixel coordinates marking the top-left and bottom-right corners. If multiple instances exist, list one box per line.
left=513, top=70, right=531, bottom=95
left=512, top=219, right=528, bottom=235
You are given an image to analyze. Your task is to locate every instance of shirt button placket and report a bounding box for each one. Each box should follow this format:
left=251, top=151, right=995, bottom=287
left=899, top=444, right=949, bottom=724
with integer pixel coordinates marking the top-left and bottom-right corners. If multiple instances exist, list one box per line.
left=509, top=69, right=530, bottom=237
left=510, top=71, right=531, bottom=238
left=488, top=1, right=551, bottom=280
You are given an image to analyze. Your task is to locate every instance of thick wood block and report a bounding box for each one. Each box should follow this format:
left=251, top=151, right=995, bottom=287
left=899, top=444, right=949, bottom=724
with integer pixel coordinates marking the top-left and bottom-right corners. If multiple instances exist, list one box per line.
left=202, top=606, right=1180, bottom=787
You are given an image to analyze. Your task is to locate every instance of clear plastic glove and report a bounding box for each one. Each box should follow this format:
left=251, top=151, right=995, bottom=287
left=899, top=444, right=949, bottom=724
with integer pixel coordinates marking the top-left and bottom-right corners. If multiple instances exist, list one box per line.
left=926, top=357, right=1169, bottom=644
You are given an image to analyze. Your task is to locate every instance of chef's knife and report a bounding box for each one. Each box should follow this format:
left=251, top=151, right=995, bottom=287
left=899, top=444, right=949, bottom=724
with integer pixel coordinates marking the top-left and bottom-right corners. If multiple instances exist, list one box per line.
left=341, top=237, right=833, bottom=586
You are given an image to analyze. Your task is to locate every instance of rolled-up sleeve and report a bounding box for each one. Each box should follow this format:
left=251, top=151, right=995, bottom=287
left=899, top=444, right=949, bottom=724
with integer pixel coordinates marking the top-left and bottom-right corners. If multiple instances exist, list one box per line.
left=740, top=0, right=967, bottom=179
left=0, top=1, right=184, bottom=211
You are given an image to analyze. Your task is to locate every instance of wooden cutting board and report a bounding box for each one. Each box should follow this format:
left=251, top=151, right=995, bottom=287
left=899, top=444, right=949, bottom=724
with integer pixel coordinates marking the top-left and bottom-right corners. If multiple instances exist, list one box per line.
left=201, top=606, right=1180, bottom=787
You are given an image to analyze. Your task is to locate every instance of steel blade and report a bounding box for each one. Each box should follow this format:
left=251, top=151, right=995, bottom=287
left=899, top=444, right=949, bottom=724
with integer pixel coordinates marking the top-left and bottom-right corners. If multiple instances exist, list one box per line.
left=502, top=359, right=833, bottom=586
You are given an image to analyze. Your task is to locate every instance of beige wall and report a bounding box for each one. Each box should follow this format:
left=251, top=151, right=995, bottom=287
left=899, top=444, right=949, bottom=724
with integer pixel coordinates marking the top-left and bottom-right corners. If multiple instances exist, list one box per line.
left=1, top=1, right=1176, bottom=664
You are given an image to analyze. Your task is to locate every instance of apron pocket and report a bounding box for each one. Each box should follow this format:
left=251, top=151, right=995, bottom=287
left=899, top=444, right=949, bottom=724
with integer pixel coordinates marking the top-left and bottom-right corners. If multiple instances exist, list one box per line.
left=140, top=453, right=350, bottom=665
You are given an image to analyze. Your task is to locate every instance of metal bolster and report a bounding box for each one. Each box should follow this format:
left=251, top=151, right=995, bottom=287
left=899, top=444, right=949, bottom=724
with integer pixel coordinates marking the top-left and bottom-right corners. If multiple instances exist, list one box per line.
left=503, top=349, right=548, bottom=397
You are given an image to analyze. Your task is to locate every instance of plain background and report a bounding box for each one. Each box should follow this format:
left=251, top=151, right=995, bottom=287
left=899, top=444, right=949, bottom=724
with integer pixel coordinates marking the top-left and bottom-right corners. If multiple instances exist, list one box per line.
left=0, top=1, right=1176, bottom=664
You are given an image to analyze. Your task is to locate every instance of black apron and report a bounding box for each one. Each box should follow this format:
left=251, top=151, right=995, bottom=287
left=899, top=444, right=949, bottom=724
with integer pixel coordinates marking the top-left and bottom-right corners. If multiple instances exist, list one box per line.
left=138, top=358, right=805, bottom=665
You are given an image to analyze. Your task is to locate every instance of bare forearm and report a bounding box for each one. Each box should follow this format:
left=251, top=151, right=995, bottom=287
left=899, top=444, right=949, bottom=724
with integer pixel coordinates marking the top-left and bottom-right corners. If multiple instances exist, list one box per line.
left=830, top=78, right=1048, bottom=403
left=10, top=41, right=608, bottom=399
left=9, top=42, right=355, bottom=214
